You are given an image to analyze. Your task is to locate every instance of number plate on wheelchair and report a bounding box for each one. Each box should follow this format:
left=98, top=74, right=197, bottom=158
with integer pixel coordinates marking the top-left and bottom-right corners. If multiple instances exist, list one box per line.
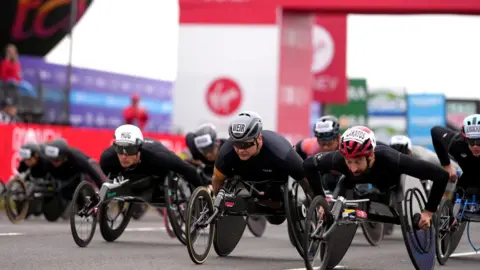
left=223, top=195, right=247, bottom=212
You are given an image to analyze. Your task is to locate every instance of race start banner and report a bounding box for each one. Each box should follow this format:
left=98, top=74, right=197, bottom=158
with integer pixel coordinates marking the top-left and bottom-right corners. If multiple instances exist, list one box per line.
left=325, top=78, right=368, bottom=134
left=407, top=93, right=446, bottom=151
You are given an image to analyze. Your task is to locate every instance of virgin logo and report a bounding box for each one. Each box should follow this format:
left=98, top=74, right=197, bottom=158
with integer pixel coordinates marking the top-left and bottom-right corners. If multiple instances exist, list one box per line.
left=11, top=126, right=61, bottom=150
left=206, top=78, right=243, bottom=116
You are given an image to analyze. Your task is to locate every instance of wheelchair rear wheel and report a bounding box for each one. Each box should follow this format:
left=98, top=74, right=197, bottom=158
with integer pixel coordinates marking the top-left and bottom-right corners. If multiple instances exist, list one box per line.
left=165, top=172, right=192, bottom=245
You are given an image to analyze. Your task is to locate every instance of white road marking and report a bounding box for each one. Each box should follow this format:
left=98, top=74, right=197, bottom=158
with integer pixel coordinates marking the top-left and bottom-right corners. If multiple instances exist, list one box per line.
left=450, top=251, right=480, bottom=257
left=0, top=232, right=25, bottom=236
left=124, top=227, right=166, bottom=232
left=282, top=266, right=346, bottom=270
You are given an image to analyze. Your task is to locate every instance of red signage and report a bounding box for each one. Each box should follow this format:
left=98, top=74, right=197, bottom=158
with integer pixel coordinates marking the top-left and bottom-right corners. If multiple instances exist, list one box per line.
left=276, top=11, right=313, bottom=144
left=206, top=77, right=243, bottom=116
left=0, top=124, right=186, bottom=182
left=311, top=15, right=348, bottom=104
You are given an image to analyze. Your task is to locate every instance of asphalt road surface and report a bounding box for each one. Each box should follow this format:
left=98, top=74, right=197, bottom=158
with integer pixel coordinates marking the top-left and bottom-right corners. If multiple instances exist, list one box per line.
left=0, top=212, right=479, bottom=270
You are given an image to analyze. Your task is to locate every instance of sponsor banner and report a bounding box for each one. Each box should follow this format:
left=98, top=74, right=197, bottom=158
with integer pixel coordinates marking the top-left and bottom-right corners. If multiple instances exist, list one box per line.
left=368, top=118, right=406, bottom=145
left=19, top=56, right=173, bottom=132
left=277, top=11, right=314, bottom=144
left=0, top=124, right=185, bottom=182
left=446, top=99, right=479, bottom=129
left=367, top=88, right=407, bottom=117
left=311, top=15, right=348, bottom=104
left=407, top=94, right=446, bottom=151
left=1, top=0, right=93, bottom=56
left=325, top=78, right=368, bottom=134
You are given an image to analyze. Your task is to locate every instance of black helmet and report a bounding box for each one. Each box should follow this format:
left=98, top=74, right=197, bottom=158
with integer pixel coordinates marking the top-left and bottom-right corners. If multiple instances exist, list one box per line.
left=313, top=115, right=340, bottom=140
left=19, top=142, right=41, bottom=161
left=193, top=123, right=218, bottom=153
left=44, top=138, right=69, bottom=161
left=228, top=111, right=263, bottom=142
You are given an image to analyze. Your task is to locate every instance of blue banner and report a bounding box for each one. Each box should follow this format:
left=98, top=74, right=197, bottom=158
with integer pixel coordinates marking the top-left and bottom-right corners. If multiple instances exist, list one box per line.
left=19, top=56, right=173, bottom=132
left=407, top=93, right=446, bottom=151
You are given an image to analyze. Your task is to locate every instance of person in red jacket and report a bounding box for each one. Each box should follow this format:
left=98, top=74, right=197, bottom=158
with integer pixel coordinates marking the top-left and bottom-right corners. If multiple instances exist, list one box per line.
left=123, top=93, right=149, bottom=130
left=0, top=44, right=36, bottom=97
left=0, top=44, right=21, bottom=82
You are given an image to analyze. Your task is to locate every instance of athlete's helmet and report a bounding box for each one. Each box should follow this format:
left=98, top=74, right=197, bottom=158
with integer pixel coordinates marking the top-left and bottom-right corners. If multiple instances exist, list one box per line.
left=461, top=114, right=480, bottom=139
left=113, top=124, right=143, bottom=155
left=44, top=138, right=69, bottom=161
left=19, top=142, right=41, bottom=161
left=389, top=135, right=412, bottom=155
left=313, top=115, right=340, bottom=140
left=194, top=123, right=218, bottom=153
left=228, top=111, right=263, bottom=142
left=339, top=126, right=376, bottom=158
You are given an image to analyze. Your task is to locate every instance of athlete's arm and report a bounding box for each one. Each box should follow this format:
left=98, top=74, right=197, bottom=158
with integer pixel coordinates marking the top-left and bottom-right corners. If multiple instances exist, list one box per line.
left=431, top=126, right=457, bottom=166
left=211, top=166, right=226, bottom=195
left=154, top=150, right=203, bottom=187
left=294, top=140, right=307, bottom=160
left=71, top=148, right=106, bottom=188
left=303, top=151, right=341, bottom=197
left=282, top=148, right=306, bottom=181
left=396, top=152, right=449, bottom=213
left=17, top=161, right=28, bottom=173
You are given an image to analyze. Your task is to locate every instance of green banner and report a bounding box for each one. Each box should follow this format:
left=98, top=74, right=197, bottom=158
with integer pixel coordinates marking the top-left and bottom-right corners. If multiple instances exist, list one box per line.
left=325, top=78, right=368, bottom=133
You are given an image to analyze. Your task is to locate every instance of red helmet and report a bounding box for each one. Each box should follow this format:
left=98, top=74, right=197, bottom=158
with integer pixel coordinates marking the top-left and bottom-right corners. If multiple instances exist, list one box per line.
left=339, top=126, right=376, bottom=158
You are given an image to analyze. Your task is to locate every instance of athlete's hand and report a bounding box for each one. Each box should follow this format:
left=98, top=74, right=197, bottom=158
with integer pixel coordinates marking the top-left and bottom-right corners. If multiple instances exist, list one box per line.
left=419, top=210, right=433, bottom=230
left=443, top=164, right=457, bottom=182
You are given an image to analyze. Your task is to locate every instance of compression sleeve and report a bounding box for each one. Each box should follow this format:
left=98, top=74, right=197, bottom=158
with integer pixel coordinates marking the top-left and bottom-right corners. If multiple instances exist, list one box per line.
left=295, top=140, right=307, bottom=160
left=282, top=148, right=306, bottom=181
left=155, top=151, right=203, bottom=187
left=397, top=153, right=449, bottom=212
left=431, top=126, right=457, bottom=166
left=71, top=149, right=105, bottom=188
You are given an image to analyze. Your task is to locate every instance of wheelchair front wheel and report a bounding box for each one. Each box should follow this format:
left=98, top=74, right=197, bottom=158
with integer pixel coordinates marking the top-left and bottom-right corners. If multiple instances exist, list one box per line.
left=186, top=186, right=215, bottom=265
left=435, top=198, right=454, bottom=265
left=303, top=195, right=331, bottom=270
left=5, top=179, right=29, bottom=224
left=70, top=181, right=98, bottom=247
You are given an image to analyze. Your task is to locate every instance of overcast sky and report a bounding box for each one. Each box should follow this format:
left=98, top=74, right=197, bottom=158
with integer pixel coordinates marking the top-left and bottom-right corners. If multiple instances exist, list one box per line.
left=45, top=1, right=480, bottom=99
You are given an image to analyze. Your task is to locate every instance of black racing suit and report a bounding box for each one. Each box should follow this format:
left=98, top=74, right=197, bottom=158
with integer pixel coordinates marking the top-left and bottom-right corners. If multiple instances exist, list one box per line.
left=431, top=126, right=480, bottom=198
left=185, top=132, right=227, bottom=178
left=215, top=130, right=305, bottom=225
left=303, top=145, right=448, bottom=213
left=48, top=147, right=106, bottom=200
left=100, top=138, right=204, bottom=188
left=17, top=154, right=53, bottom=179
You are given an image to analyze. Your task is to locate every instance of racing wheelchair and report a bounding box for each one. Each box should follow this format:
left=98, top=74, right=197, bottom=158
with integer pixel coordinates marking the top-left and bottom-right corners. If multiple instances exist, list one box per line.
left=435, top=187, right=480, bottom=265
left=70, top=171, right=194, bottom=247
left=303, top=175, right=435, bottom=270
left=185, top=176, right=310, bottom=265
left=4, top=171, right=81, bottom=223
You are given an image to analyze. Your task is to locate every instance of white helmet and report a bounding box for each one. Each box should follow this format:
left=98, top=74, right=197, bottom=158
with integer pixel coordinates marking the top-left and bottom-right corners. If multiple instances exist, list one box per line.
left=114, top=124, right=144, bottom=146
left=389, top=135, right=412, bottom=154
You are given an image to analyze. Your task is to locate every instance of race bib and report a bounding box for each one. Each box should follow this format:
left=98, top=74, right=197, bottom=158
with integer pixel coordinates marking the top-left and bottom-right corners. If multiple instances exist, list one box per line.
left=465, top=125, right=480, bottom=138
left=315, top=120, right=333, bottom=133
left=44, top=145, right=59, bottom=158
left=344, top=129, right=367, bottom=143
left=194, top=134, right=213, bottom=148
left=231, top=123, right=246, bottom=135
left=19, top=148, right=32, bottom=159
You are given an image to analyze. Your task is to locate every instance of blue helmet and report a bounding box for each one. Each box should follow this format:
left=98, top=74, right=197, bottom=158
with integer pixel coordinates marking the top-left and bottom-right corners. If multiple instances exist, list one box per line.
left=462, top=114, right=480, bottom=139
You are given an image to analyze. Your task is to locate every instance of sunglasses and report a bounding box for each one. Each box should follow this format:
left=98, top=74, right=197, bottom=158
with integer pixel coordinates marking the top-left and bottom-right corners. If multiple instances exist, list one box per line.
left=113, top=143, right=141, bottom=156
left=233, top=141, right=256, bottom=149
left=466, top=138, right=480, bottom=146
